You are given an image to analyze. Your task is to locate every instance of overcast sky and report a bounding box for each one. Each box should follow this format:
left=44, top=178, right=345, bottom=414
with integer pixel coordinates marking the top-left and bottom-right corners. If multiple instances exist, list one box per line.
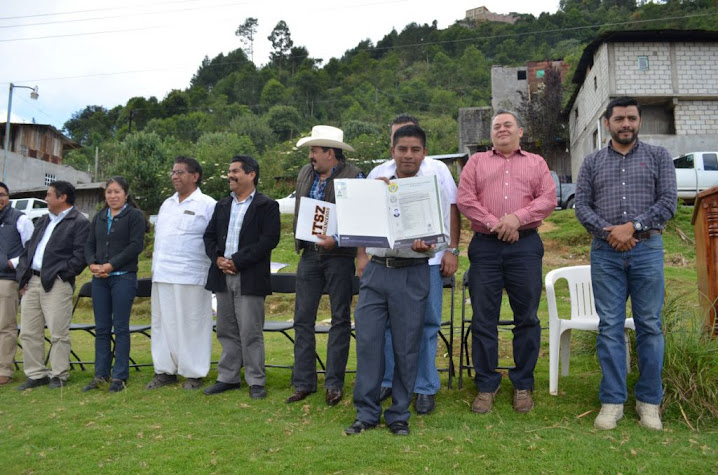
left=0, top=0, right=559, bottom=131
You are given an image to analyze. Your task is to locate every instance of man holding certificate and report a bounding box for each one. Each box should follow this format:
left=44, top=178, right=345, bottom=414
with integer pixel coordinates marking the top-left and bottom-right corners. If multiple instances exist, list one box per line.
left=457, top=110, right=556, bottom=414
left=287, top=126, right=364, bottom=407
left=373, top=115, right=460, bottom=416
left=346, top=125, right=437, bottom=436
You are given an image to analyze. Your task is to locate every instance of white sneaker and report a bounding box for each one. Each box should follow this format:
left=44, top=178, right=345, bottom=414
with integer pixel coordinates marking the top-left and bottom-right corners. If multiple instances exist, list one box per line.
left=594, top=404, right=624, bottom=430
left=636, top=400, right=663, bottom=430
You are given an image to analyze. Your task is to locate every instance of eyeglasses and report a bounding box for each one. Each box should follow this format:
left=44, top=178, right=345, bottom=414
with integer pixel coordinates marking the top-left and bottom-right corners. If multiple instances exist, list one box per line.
left=0, top=193, right=8, bottom=198
left=169, top=170, right=188, bottom=177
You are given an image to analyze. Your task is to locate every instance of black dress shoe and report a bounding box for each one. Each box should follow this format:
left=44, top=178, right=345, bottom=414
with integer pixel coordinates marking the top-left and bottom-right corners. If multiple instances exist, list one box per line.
left=285, top=390, right=312, bottom=403
left=379, top=386, right=392, bottom=402
left=82, top=378, right=108, bottom=392
left=388, top=420, right=410, bottom=436
left=48, top=377, right=66, bottom=389
left=17, top=377, right=50, bottom=391
left=415, top=393, right=435, bottom=415
left=344, top=420, right=377, bottom=435
left=326, top=388, right=342, bottom=406
left=203, top=381, right=241, bottom=395
left=109, top=379, right=126, bottom=393
left=249, top=385, right=267, bottom=399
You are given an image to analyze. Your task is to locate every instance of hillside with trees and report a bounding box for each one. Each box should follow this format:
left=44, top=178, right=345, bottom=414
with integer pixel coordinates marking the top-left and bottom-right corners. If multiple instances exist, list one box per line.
left=62, top=0, right=717, bottom=212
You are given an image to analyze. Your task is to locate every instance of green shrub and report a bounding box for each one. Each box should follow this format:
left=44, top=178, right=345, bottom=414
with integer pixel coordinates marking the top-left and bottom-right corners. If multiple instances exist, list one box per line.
left=661, top=292, right=718, bottom=429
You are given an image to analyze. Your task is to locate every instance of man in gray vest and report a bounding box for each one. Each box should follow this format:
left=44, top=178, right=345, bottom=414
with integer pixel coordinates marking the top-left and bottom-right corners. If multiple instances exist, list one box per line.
left=286, top=126, right=364, bottom=406
left=0, top=182, right=34, bottom=385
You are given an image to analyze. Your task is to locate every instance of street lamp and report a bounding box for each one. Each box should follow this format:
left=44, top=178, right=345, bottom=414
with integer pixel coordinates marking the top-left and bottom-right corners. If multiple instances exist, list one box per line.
left=3, top=83, right=39, bottom=183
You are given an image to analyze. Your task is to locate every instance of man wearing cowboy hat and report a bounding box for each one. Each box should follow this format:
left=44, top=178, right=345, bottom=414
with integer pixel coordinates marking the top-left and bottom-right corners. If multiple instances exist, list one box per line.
left=286, top=125, right=364, bottom=406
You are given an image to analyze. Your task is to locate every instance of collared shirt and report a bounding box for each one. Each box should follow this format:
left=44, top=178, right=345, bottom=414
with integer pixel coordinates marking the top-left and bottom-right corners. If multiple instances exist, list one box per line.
left=224, top=190, right=255, bottom=259
left=8, top=214, right=34, bottom=269
left=309, top=166, right=365, bottom=201
left=152, top=188, right=217, bottom=286
left=367, top=157, right=456, bottom=265
left=32, top=206, right=73, bottom=271
left=575, top=140, right=677, bottom=239
left=457, top=148, right=556, bottom=234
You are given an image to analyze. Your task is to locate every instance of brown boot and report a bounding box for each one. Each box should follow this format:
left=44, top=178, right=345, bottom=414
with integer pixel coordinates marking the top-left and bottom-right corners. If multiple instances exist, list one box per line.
left=513, top=389, right=534, bottom=413
left=472, top=387, right=499, bottom=414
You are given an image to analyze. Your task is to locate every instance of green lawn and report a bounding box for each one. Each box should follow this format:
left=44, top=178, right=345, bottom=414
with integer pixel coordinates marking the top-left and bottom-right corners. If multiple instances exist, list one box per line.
left=1, top=210, right=716, bottom=474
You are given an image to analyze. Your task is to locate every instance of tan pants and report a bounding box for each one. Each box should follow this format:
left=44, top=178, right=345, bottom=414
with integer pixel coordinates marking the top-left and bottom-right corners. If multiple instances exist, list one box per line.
left=0, top=279, right=19, bottom=377
left=20, top=275, right=74, bottom=381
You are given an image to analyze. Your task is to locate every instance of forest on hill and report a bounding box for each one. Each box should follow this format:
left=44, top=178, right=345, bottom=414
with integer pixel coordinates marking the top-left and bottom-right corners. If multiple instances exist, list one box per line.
left=62, top=0, right=717, bottom=213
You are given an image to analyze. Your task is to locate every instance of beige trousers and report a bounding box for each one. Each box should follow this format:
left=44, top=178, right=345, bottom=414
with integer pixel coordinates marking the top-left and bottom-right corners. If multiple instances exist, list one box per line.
left=20, top=275, right=74, bottom=381
left=0, top=279, right=19, bottom=377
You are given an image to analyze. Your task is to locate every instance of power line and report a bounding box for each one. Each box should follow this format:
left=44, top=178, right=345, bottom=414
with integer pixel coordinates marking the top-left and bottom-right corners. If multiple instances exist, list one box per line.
left=0, top=1, right=249, bottom=30
left=0, top=0, right=209, bottom=21
left=0, top=25, right=161, bottom=43
left=6, top=9, right=709, bottom=83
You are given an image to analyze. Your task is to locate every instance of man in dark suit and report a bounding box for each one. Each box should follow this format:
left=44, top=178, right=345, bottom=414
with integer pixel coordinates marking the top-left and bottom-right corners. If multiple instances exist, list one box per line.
left=203, top=155, right=280, bottom=399
left=15, top=181, right=90, bottom=390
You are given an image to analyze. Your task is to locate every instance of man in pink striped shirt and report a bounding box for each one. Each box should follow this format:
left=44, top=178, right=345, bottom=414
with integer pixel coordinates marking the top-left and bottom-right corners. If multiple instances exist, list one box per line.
left=457, top=110, right=556, bottom=414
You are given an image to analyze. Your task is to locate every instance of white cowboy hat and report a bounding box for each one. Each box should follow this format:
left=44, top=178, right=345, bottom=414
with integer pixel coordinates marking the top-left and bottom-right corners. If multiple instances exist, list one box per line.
left=296, top=125, right=355, bottom=152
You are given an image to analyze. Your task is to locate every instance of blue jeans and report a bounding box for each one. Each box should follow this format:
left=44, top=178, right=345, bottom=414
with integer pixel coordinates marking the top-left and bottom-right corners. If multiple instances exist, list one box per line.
left=591, top=235, right=665, bottom=405
left=92, top=273, right=137, bottom=381
left=382, top=264, right=442, bottom=395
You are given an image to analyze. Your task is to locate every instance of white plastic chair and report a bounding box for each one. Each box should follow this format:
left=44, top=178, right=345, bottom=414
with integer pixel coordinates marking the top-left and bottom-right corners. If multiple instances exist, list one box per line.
left=545, top=265, right=635, bottom=395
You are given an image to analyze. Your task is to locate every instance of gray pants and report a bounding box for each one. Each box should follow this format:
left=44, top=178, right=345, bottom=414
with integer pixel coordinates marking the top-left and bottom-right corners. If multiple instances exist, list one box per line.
left=353, top=261, right=428, bottom=426
left=215, top=274, right=266, bottom=386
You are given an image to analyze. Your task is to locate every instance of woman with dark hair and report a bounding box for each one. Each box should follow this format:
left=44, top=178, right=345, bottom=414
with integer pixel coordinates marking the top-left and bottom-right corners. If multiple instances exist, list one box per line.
left=83, top=176, right=147, bottom=392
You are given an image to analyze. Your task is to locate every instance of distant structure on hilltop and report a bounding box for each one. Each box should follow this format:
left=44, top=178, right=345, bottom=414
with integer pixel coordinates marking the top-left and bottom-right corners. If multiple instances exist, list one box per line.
left=465, top=6, right=518, bottom=25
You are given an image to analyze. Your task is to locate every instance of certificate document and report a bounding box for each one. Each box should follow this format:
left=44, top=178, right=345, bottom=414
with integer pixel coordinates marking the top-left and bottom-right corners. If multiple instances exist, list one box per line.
left=294, top=197, right=337, bottom=243
left=334, top=175, right=445, bottom=249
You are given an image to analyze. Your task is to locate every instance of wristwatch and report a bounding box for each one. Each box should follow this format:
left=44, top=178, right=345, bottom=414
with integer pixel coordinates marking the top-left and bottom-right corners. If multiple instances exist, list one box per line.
left=447, top=248, right=460, bottom=256
left=632, top=220, right=644, bottom=232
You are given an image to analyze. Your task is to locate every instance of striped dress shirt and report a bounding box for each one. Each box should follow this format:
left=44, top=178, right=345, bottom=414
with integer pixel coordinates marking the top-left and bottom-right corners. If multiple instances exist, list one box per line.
left=457, top=148, right=556, bottom=234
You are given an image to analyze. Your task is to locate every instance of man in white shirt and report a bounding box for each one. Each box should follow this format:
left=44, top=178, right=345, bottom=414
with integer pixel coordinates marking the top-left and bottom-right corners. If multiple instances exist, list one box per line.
left=0, top=182, right=34, bottom=385
left=147, top=156, right=217, bottom=390
left=347, top=124, right=447, bottom=436
left=374, top=115, right=460, bottom=415
left=15, top=181, right=90, bottom=390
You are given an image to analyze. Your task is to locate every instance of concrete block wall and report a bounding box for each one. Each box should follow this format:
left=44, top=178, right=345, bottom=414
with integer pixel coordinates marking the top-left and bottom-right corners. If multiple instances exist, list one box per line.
left=675, top=101, right=718, bottom=135
left=675, top=43, right=718, bottom=94
left=614, top=42, right=673, bottom=95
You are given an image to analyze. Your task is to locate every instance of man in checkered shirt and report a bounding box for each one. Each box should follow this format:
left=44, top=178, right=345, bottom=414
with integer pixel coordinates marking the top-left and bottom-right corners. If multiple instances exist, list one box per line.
left=575, top=96, right=676, bottom=431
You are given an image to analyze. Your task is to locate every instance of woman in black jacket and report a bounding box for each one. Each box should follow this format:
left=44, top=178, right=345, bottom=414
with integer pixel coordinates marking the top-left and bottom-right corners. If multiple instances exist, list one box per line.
left=83, top=177, right=147, bottom=393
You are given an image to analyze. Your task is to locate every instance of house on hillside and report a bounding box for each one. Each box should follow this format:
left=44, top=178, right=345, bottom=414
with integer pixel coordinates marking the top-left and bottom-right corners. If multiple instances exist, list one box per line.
left=465, top=6, right=517, bottom=25
left=0, top=122, right=90, bottom=189
left=566, top=29, right=718, bottom=179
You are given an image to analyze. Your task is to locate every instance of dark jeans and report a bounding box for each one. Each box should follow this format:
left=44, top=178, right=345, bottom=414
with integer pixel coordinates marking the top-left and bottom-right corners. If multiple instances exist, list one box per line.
left=92, top=273, right=137, bottom=381
left=468, top=232, right=543, bottom=392
left=292, top=248, right=355, bottom=391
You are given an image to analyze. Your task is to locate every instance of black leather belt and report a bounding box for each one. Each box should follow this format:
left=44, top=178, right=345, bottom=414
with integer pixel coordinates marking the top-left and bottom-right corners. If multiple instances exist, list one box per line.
left=475, top=228, right=537, bottom=239
left=635, top=230, right=661, bottom=240
left=302, top=242, right=323, bottom=252
left=370, top=256, right=428, bottom=269
left=31, top=269, right=41, bottom=277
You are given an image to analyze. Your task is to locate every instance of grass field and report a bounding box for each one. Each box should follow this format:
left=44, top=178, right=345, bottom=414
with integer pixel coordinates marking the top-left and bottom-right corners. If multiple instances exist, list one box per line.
left=1, top=210, right=716, bottom=474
